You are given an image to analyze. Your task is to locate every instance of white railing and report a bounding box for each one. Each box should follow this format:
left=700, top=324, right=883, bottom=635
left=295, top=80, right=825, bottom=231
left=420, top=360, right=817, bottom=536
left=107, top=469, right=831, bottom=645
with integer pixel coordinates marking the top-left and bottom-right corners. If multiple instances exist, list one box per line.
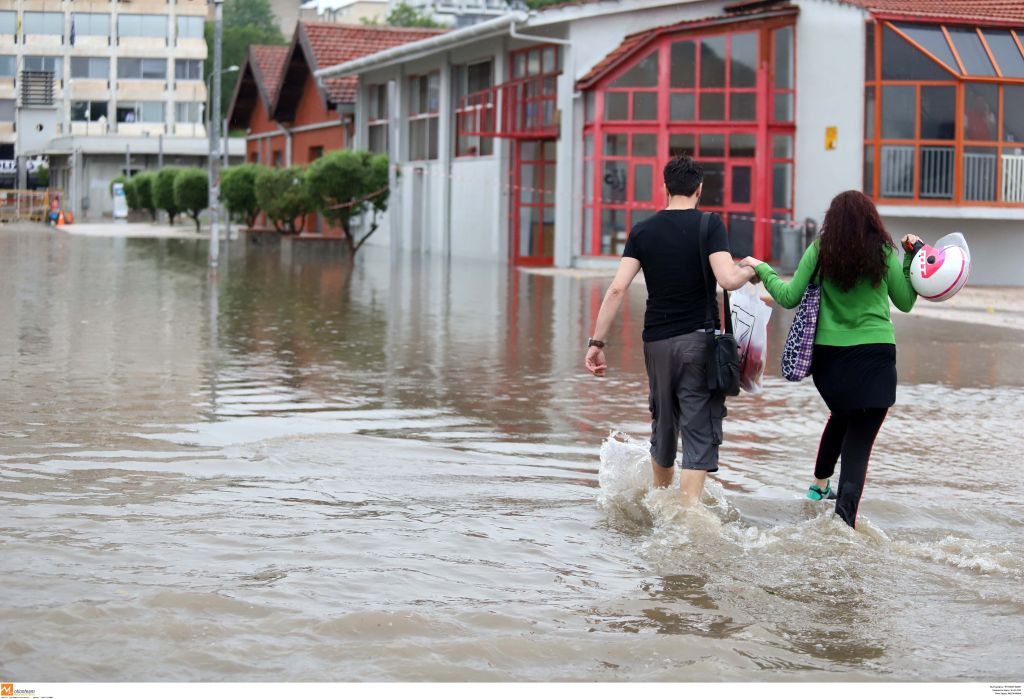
left=920, top=146, right=954, bottom=199
left=880, top=145, right=914, bottom=198
left=1002, top=154, right=1024, bottom=203
left=963, top=152, right=997, bottom=201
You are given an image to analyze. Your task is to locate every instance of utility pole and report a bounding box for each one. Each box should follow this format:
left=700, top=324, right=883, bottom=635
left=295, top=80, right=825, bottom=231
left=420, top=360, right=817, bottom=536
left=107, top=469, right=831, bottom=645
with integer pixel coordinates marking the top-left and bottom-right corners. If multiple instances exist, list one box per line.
left=209, top=0, right=224, bottom=267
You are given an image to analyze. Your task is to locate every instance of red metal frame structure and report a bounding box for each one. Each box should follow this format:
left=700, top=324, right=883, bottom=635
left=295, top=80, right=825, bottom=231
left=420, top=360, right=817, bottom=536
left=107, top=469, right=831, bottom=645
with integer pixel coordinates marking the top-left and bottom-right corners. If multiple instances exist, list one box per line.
left=580, top=16, right=796, bottom=260
left=865, top=18, right=1024, bottom=206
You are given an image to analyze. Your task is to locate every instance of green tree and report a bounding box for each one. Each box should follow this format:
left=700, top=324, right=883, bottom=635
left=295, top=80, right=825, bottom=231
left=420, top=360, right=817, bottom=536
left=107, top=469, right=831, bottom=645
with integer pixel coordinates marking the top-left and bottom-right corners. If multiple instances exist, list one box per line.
left=132, top=172, right=158, bottom=221
left=306, top=150, right=391, bottom=255
left=385, top=2, right=445, bottom=28
left=33, top=164, right=49, bottom=188
left=155, top=168, right=182, bottom=224
left=173, top=168, right=210, bottom=232
left=225, top=0, right=281, bottom=34
left=220, top=163, right=264, bottom=228
left=254, top=166, right=313, bottom=235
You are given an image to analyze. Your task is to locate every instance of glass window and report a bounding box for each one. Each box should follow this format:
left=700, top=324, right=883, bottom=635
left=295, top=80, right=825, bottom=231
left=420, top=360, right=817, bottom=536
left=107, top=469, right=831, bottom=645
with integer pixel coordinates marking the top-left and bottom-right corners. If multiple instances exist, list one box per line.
left=670, top=92, right=694, bottom=121
left=865, top=86, right=875, bottom=140
left=140, top=101, right=165, bottom=122
left=118, top=58, right=166, bottom=80
left=24, top=12, right=63, bottom=36
left=700, top=93, right=725, bottom=120
left=118, top=14, right=167, bottom=39
left=602, top=161, right=627, bottom=203
left=175, top=59, right=202, bottom=81
left=730, top=133, right=756, bottom=158
left=71, top=101, right=108, bottom=121
left=731, top=32, right=757, bottom=88
left=772, top=163, right=792, bottom=208
left=947, top=27, right=995, bottom=76
left=893, top=23, right=960, bottom=74
left=670, top=41, right=695, bottom=88
left=0, top=99, right=15, bottom=121
left=866, top=22, right=875, bottom=80
left=774, top=26, right=793, bottom=89
left=177, top=16, right=204, bottom=40
left=882, top=26, right=953, bottom=80
left=175, top=102, right=202, bottom=123
left=632, top=92, right=657, bottom=120
left=634, top=164, right=653, bottom=201
left=1004, top=85, right=1024, bottom=143
left=611, top=51, right=658, bottom=88
left=0, top=55, right=14, bottom=78
left=864, top=145, right=874, bottom=195
left=24, top=55, right=63, bottom=79
left=542, top=47, right=556, bottom=74
left=773, top=93, right=793, bottom=122
left=920, top=85, right=955, bottom=140
left=604, top=92, right=628, bottom=120
left=964, top=82, right=998, bottom=141
left=668, top=133, right=695, bottom=157
left=699, top=133, right=725, bottom=157
left=369, top=84, right=388, bottom=121
left=984, top=30, right=1024, bottom=79
left=702, top=162, right=725, bottom=206
left=881, top=85, right=915, bottom=139
left=0, top=12, right=16, bottom=35
left=962, top=146, right=997, bottom=200
left=772, top=135, right=793, bottom=159
left=74, top=13, right=110, bottom=37
left=604, top=133, right=627, bottom=157
left=71, top=57, right=109, bottom=80
left=730, top=92, right=756, bottom=121
left=632, top=134, right=657, bottom=157
left=701, top=36, right=727, bottom=87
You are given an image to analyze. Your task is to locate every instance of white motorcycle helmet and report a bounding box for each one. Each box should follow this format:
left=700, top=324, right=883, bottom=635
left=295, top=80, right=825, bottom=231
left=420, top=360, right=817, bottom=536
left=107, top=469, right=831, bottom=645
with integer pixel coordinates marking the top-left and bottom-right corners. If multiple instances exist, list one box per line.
left=906, top=232, right=971, bottom=303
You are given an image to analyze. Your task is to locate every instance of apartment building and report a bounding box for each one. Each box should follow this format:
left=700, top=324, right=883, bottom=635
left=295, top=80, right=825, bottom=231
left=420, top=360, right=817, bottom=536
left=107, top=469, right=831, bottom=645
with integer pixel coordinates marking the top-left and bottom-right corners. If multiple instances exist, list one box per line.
left=0, top=0, right=241, bottom=219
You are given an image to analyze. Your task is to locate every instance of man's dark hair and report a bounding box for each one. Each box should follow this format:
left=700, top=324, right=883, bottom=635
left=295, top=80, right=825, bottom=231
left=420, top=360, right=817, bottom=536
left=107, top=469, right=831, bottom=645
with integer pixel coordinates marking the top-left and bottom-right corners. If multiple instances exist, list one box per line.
left=663, top=156, right=703, bottom=197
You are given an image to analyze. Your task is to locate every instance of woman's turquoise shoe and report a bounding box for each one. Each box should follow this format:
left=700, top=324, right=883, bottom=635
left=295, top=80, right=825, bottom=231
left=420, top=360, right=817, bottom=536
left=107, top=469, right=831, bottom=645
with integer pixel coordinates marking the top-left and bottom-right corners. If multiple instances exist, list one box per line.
left=807, top=480, right=835, bottom=501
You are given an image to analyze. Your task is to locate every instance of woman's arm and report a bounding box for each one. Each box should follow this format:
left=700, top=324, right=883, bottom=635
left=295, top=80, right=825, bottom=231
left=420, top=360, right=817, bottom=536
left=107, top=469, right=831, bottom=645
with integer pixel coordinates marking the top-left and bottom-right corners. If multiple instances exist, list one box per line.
left=888, top=235, right=920, bottom=313
left=743, top=244, right=819, bottom=309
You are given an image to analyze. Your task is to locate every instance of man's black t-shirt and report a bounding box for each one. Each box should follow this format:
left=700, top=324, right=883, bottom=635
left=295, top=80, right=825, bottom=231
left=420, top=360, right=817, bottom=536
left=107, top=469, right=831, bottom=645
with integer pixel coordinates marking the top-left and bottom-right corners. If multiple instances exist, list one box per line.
left=622, top=209, right=729, bottom=343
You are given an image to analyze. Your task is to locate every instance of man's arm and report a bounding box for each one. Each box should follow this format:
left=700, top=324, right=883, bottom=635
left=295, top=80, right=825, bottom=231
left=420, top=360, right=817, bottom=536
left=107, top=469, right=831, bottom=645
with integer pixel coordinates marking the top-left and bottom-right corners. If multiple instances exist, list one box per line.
left=709, top=251, right=757, bottom=291
left=585, top=256, right=642, bottom=376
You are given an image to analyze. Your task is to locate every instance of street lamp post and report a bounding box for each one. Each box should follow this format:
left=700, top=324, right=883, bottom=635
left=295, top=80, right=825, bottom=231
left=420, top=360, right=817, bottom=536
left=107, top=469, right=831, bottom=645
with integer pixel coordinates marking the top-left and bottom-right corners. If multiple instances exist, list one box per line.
left=206, top=63, right=238, bottom=257
left=209, top=0, right=227, bottom=268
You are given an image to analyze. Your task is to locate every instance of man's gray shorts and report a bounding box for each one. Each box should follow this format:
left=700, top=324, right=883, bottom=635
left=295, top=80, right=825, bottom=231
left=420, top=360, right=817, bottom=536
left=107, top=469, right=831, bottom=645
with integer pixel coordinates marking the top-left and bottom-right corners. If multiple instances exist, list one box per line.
left=643, top=330, right=726, bottom=472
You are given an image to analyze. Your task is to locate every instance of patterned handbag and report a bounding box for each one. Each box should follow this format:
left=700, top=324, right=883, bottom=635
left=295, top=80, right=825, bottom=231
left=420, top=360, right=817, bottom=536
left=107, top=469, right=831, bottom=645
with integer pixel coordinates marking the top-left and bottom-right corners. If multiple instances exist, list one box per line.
left=780, top=262, right=822, bottom=382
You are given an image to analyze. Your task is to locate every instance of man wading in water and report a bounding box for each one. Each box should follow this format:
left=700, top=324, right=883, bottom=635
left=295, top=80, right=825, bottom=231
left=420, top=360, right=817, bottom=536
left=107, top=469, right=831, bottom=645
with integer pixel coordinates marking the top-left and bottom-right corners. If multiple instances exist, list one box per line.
left=585, top=156, right=755, bottom=504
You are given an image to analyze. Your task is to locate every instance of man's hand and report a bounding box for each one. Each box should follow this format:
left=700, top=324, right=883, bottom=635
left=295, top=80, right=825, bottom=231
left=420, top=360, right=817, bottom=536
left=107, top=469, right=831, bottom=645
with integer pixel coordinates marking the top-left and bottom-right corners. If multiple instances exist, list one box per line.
left=585, top=347, right=607, bottom=377
left=740, top=256, right=763, bottom=269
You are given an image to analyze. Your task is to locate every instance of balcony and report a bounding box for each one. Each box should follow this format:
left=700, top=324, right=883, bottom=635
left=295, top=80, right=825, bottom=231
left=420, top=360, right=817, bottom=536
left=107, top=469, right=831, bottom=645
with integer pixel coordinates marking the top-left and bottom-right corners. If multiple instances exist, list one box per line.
left=879, top=144, right=1024, bottom=205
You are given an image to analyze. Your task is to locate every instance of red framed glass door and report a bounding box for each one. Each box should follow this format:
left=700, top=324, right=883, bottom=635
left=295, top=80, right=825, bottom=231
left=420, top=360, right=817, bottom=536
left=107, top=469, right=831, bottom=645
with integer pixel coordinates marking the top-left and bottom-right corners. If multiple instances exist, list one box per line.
left=512, top=139, right=556, bottom=266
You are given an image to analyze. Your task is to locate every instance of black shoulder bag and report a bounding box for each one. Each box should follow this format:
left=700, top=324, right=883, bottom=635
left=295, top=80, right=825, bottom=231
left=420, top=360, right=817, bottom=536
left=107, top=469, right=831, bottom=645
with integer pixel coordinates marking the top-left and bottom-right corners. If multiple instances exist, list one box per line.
left=697, top=212, right=741, bottom=397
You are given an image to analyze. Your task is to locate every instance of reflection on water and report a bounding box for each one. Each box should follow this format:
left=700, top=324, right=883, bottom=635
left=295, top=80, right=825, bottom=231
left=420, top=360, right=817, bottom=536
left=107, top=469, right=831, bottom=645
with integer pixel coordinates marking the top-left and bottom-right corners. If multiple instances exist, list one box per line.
left=1, top=228, right=1023, bottom=681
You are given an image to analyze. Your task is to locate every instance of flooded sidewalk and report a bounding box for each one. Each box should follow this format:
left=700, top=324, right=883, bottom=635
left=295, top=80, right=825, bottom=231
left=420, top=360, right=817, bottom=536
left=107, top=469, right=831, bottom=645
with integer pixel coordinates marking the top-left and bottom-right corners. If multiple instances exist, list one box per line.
left=1, top=225, right=1022, bottom=681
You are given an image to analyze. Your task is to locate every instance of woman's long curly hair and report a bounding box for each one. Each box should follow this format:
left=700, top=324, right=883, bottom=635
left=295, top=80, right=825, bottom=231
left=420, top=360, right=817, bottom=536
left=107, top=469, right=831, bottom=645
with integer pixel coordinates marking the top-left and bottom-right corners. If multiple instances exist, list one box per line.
left=818, top=190, right=894, bottom=291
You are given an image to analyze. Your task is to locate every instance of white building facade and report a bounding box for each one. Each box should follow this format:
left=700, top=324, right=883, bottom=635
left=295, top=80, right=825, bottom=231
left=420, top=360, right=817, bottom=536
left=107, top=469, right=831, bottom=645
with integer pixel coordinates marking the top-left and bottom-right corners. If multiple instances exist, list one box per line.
left=1, top=0, right=241, bottom=219
left=319, top=0, right=1024, bottom=285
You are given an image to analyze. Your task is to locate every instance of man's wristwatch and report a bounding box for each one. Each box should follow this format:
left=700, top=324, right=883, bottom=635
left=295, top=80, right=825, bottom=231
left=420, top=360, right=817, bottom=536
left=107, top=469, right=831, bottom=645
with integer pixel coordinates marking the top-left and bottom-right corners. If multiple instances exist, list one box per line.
left=587, top=337, right=606, bottom=349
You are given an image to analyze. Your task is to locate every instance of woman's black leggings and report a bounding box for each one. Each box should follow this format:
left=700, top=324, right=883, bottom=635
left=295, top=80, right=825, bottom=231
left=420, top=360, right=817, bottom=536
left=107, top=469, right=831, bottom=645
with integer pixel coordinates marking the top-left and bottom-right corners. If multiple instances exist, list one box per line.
left=814, top=407, right=888, bottom=528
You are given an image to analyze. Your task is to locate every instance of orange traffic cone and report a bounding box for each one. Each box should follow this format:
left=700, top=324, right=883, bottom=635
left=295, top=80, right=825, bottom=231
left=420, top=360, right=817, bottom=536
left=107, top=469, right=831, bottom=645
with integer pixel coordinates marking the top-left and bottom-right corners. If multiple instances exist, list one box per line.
left=56, top=210, right=65, bottom=226
left=65, top=211, right=74, bottom=224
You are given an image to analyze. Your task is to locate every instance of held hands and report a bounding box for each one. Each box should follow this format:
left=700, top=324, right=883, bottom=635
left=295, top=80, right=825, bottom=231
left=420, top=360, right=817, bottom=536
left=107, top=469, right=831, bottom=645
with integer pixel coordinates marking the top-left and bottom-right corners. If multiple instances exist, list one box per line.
left=739, top=257, right=764, bottom=282
left=901, top=234, right=923, bottom=252
left=585, top=347, right=607, bottom=377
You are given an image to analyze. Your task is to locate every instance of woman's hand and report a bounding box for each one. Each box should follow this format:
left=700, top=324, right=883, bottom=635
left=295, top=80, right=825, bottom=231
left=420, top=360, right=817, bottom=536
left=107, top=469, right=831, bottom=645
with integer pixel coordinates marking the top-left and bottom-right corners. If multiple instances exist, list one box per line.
left=901, top=234, right=923, bottom=252
left=740, top=256, right=764, bottom=272
left=585, top=347, right=607, bottom=377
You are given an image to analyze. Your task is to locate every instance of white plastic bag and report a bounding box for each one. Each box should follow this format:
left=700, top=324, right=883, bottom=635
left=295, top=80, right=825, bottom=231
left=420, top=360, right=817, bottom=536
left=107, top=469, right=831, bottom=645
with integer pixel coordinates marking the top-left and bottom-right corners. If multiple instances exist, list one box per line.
left=730, top=282, right=772, bottom=394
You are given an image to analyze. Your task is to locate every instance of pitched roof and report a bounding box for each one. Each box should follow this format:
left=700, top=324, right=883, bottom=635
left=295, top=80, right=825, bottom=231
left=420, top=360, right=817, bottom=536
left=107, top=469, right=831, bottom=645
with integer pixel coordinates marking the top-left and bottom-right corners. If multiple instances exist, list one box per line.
left=577, top=3, right=797, bottom=89
left=836, top=0, right=1024, bottom=25
left=300, top=22, right=446, bottom=107
left=227, top=44, right=289, bottom=130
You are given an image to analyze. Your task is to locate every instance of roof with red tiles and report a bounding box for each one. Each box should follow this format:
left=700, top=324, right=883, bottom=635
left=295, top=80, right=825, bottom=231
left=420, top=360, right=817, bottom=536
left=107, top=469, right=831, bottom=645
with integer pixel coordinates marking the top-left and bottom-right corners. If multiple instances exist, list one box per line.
left=837, top=0, right=1024, bottom=25
left=227, top=44, right=289, bottom=130
left=282, top=21, right=446, bottom=116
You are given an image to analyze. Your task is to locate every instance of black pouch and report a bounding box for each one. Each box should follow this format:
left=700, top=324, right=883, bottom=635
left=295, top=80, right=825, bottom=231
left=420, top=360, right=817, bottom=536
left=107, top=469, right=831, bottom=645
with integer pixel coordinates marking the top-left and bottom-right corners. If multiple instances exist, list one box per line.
left=697, top=212, right=741, bottom=397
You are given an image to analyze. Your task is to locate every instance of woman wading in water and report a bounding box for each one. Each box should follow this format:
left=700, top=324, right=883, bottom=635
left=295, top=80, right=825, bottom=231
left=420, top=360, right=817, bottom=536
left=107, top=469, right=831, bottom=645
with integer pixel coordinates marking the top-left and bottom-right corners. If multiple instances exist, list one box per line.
left=743, top=191, right=919, bottom=528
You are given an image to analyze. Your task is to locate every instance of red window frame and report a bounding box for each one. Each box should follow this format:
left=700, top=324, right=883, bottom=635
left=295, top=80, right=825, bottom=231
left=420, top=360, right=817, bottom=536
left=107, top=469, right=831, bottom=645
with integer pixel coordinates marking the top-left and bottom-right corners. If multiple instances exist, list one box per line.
left=582, top=18, right=796, bottom=259
left=865, top=19, right=1024, bottom=206
left=453, top=59, right=495, bottom=157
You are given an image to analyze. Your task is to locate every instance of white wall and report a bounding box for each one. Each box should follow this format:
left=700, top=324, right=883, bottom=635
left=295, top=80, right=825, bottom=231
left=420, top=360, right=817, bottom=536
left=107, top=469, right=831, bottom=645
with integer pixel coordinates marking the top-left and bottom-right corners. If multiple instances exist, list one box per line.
left=450, top=157, right=503, bottom=260
left=793, top=0, right=866, bottom=223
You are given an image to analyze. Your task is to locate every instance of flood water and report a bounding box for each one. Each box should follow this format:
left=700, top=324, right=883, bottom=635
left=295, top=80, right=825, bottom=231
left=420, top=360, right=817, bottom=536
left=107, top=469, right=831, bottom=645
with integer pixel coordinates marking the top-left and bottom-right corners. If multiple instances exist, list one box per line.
left=1, top=227, right=1023, bottom=682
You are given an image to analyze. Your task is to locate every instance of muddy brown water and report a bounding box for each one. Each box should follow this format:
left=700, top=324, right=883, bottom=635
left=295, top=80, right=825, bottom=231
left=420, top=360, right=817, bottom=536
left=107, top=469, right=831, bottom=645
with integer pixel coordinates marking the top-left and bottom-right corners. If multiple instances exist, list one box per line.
left=1, top=228, right=1022, bottom=681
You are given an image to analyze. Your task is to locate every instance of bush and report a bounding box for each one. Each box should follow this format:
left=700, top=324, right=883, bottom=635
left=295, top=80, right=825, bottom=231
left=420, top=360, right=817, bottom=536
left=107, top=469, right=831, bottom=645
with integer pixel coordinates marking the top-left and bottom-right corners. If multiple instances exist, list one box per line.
left=34, top=165, right=49, bottom=188
left=123, top=179, right=140, bottom=211
left=254, top=166, right=313, bottom=235
left=220, top=164, right=264, bottom=228
left=173, top=168, right=209, bottom=232
left=154, top=168, right=181, bottom=224
left=132, top=172, right=158, bottom=220
left=306, top=150, right=391, bottom=254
